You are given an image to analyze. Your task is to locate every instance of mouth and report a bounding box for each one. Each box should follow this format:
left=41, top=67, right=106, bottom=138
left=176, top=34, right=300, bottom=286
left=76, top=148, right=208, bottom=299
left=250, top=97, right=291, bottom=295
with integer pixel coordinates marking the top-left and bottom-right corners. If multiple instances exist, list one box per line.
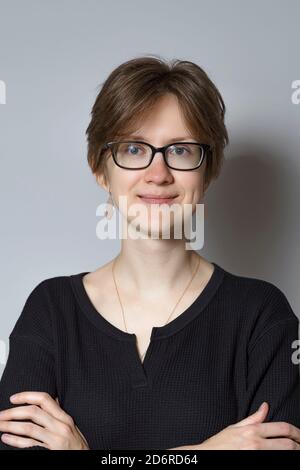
left=138, top=195, right=178, bottom=205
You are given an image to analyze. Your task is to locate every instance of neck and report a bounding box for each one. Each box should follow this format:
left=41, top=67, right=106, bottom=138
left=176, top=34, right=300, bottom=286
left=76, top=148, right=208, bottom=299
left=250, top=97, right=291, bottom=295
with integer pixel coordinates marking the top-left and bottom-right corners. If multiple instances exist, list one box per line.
left=113, top=238, right=202, bottom=300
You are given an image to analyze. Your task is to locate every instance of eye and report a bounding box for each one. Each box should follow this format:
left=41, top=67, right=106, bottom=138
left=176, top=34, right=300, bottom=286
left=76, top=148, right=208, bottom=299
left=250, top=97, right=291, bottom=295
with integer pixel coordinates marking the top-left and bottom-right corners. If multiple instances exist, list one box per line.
left=168, top=145, right=190, bottom=156
left=127, top=144, right=140, bottom=155
left=125, top=144, right=148, bottom=156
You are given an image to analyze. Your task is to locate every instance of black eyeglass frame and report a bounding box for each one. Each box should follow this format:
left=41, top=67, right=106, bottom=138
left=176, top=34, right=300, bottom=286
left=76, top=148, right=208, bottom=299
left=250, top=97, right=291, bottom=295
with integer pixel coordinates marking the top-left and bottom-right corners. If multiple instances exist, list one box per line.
left=102, top=140, right=211, bottom=171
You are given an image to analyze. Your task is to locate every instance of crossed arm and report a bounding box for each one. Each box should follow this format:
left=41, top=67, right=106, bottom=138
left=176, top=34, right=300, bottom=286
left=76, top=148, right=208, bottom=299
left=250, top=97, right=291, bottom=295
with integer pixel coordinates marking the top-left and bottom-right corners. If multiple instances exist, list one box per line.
left=0, top=392, right=300, bottom=450
left=1, top=304, right=299, bottom=450
left=0, top=392, right=89, bottom=450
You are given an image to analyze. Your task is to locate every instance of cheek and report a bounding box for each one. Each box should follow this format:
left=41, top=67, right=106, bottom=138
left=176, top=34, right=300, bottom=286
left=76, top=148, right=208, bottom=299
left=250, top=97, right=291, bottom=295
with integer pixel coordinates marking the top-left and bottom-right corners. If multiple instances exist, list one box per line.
left=111, top=171, right=140, bottom=202
left=113, top=174, right=142, bottom=215
left=180, top=174, right=204, bottom=203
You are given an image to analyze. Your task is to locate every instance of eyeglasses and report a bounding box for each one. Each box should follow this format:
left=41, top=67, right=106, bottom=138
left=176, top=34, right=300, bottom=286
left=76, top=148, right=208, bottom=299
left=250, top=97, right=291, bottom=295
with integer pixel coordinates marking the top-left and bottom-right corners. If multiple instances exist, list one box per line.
left=102, top=140, right=211, bottom=171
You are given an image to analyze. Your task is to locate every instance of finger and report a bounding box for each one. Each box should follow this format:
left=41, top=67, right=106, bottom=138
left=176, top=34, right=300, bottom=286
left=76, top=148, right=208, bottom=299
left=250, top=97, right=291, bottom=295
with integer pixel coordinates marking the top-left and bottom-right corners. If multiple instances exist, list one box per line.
left=258, top=422, right=300, bottom=443
left=0, top=405, right=57, bottom=430
left=0, top=420, right=49, bottom=444
left=262, top=438, right=300, bottom=450
left=10, top=392, right=73, bottom=425
left=75, top=424, right=89, bottom=447
left=232, top=402, right=269, bottom=427
left=1, top=432, right=49, bottom=449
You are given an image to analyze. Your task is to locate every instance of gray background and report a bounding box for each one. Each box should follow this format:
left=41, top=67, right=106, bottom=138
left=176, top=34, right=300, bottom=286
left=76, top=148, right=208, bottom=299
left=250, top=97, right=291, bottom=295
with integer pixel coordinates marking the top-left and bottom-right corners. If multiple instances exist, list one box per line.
left=0, top=0, right=299, bottom=376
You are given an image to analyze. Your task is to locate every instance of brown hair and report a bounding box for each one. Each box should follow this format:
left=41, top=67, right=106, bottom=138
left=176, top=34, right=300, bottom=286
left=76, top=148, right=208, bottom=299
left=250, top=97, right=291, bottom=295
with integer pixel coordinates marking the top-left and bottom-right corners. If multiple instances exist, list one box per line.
left=86, top=55, right=229, bottom=188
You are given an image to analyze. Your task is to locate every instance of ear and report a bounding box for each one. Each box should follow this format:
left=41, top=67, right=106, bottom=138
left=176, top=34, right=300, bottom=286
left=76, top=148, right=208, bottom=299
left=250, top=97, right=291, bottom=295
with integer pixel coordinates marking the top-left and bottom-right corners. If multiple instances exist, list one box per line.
left=203, top=171, right=210, bottom=196
left=95, top=170, right=110, bottom=192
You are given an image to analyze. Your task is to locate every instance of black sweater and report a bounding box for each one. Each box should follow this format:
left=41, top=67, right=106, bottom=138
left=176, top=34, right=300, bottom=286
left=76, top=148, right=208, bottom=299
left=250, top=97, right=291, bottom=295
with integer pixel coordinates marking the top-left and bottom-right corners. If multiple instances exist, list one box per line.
left=0, top=262, right=299, bottom=450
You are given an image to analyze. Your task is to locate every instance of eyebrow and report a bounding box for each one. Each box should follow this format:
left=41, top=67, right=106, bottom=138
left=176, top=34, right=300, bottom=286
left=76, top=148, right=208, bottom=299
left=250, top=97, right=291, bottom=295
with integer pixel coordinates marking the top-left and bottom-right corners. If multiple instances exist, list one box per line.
left=124, top=134, right=198, bottom=143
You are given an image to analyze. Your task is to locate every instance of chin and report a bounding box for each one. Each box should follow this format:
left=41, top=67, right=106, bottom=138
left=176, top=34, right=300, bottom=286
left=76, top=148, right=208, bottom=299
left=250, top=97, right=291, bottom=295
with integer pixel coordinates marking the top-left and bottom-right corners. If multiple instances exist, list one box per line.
left=128, top=216, right=184, bottom=240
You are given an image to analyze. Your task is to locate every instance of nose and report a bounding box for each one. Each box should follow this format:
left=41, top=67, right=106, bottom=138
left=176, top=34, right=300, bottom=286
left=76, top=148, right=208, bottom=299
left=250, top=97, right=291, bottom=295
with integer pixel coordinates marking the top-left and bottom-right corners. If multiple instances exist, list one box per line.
left=144, top=151, right=174, bottom=183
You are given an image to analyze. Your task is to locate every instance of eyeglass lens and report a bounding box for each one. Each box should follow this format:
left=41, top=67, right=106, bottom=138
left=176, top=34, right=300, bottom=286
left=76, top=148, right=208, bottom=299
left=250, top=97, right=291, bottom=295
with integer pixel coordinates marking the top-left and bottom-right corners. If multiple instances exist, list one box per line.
left=111, top=142, right=204, bottom=169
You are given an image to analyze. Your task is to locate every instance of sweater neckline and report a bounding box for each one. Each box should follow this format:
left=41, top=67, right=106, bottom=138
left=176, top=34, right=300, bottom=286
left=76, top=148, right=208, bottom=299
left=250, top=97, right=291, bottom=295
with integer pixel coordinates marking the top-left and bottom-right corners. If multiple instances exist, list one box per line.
left=69, top=262, right=225, bottom=342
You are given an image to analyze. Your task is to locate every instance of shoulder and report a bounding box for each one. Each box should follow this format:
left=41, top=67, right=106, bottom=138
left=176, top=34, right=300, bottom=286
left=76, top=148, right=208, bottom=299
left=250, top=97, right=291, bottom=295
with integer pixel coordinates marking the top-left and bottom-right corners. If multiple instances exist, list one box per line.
left=9, top=273, right=77, bottom=346
left=18, top=273, right=73, bottom=315
left=217, top=264, right=299, bottom=341
left=219, top=264, right=296, bottom=315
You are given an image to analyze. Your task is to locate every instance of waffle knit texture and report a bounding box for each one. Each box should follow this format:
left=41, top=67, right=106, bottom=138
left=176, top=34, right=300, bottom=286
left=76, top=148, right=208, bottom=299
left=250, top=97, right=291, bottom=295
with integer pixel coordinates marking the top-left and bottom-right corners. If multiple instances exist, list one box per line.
left=0, top=262, right=299, bottom=450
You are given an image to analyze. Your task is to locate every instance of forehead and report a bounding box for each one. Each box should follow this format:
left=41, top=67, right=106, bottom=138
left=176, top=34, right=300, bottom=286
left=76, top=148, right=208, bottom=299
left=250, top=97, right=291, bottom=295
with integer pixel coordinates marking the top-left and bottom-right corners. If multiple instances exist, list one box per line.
left=123, top=134, right=197, bottom=143
left=117, top=95, right=199, bottom=143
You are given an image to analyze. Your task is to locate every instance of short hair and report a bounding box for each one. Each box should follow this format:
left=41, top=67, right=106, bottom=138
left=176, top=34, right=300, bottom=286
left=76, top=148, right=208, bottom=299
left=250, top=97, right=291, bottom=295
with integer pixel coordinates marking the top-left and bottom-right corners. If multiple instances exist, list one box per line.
left=86, top=55, right=229, bottom=188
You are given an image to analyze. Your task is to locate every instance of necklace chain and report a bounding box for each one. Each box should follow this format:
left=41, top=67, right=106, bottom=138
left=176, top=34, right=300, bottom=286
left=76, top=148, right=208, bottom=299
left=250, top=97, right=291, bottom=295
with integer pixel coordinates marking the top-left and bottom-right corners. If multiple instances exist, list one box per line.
left=112, top=255, right=201, bottom=362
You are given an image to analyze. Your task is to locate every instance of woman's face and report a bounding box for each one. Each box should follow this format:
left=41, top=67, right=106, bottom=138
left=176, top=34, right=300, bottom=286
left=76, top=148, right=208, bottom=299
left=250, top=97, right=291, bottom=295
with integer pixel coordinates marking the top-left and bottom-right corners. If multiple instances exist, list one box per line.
left=97, top=93, right=208, bottom=239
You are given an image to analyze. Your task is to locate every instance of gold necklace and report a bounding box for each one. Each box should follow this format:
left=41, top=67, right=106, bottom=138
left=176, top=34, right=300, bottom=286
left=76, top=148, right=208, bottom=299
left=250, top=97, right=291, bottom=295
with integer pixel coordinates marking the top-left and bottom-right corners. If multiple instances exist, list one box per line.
left=112, top=254, right=201, bottom=362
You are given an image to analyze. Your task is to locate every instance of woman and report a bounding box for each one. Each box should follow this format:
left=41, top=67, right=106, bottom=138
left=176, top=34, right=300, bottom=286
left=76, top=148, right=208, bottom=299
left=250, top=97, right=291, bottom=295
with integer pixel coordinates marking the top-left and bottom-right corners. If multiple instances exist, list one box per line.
left=0, top=56, right=299, bottom=451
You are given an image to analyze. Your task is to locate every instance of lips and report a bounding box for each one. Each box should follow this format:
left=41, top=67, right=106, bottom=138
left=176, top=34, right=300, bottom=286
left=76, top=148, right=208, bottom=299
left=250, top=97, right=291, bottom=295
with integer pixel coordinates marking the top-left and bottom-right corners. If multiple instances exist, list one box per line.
left=138, top=195, right=178, bottom=204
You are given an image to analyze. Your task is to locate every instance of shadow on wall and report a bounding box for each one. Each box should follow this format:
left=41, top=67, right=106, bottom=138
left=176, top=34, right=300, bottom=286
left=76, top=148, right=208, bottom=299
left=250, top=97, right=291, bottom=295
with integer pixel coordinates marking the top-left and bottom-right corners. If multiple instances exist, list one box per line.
left=203, top=141, right=300, bottom=289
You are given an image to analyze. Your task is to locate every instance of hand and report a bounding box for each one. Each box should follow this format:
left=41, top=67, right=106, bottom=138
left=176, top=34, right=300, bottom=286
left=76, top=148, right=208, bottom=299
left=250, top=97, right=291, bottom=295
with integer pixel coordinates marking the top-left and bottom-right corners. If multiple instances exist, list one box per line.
left=168, top=402, right=300, bottom=450
left=0, top=392, right=89, bottom=450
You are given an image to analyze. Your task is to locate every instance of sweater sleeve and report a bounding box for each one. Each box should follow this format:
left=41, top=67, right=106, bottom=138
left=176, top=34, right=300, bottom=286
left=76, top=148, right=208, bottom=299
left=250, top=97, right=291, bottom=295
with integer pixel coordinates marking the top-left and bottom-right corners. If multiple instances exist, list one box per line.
left=246, top=286, right=300, bottom=427
left=0, top=281, right=57, bottom=450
